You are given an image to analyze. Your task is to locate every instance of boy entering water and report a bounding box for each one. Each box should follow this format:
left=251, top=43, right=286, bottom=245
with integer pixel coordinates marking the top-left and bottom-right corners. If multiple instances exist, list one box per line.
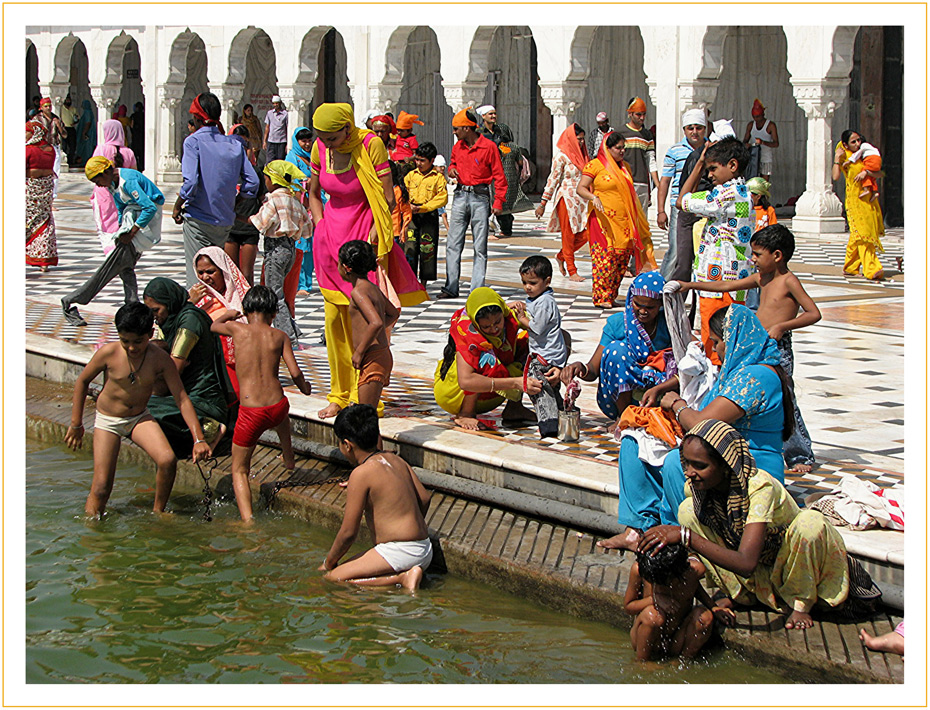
left=321, top=404, right=432, bottom=590
left=210, top=285, right=312, bottom=521
left=65, top=302, right=212, bottom=516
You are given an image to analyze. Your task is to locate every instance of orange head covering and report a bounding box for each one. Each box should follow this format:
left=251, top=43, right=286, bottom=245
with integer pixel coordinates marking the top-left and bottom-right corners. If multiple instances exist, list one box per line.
left=396, top=111, right=424, bottom=131
left=555, top=123, right=589, bottom=172
left=627, top=97, right=647, bottom=114
left=452, top=109, right=478, bottom=128
left=751, top=99, right=765, bottom=117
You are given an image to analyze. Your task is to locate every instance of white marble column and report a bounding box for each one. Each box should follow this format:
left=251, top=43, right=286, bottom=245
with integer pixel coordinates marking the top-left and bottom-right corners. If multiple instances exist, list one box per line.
left=539, top=81, right=586, bottom=161
left=440, top=81, right=486, bottom=112
left=278, top=84, right=312, bottom=135
left=211, top=83, right=244, bottom=132
left=89, top=84, right=120, bottom=145
left=677, top=79, right=719, bottom=120
left=367, top=82, right=403, bottom=116
left=790, top=79, right=848, bottom=236
left=156, top=84, right=184, bottom=183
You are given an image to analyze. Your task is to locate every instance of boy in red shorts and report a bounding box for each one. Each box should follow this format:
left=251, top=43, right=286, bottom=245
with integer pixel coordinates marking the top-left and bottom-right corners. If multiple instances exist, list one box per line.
left=211, top=285, right=312, bottom=521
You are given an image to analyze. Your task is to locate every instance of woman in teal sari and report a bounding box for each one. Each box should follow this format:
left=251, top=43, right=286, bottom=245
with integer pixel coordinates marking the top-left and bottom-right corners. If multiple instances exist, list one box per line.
left=143, top=277, right=233, bottom=457
left=74, top=99, right=97, bottom=168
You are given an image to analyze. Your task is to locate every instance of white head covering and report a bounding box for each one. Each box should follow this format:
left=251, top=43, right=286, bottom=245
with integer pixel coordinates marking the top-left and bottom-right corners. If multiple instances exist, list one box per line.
left=681, top=109, right=707, bottom=128
left=272, top=94, right=281, bottom=103
left=476, top=105, right=495, bottom=117
left=709, top=119, right=736, bottom=142
left=433, top=154, right=446, bottom=167
left=596, top=111, right=608, bottom=122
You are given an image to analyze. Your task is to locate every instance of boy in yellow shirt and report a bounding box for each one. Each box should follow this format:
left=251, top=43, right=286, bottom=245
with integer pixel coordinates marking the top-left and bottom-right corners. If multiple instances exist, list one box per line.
left=404, top=142, right=448, bottom=288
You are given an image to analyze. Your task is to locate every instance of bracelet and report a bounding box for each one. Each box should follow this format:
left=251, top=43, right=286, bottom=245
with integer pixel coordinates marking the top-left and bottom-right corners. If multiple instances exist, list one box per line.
left=489, top=378, right=495, bottom=393
left=70, top=424, right=84, bottom=429
left=673, top=402, right=690, bottom=418
left=580, top=362, right=589, bottom=378
left=194, top=438, right=206, bottom=445
left=680, top=525, right=692, bottom=549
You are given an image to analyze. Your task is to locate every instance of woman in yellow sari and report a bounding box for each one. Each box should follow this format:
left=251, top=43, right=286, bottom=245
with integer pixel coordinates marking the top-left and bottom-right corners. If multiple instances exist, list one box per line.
left=577, top=132, right=657, bottom=308
left=308, top=103, right=427, bottom=419
left=832, top=131, right=884, bottom=281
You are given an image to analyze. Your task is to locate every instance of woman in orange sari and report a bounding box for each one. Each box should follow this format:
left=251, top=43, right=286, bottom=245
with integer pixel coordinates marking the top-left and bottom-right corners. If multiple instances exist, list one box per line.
left=832, top=131, right=884, bottom=281
left=577, top=132, right=656, bottom=308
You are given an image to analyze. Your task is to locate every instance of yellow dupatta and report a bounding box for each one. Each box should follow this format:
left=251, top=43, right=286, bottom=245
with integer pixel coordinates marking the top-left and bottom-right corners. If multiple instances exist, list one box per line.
left=836, top=140, right=884, bottom=250
left=312, top=103, right=394, bottom=259
left=598, top=141, right=650, bottom=250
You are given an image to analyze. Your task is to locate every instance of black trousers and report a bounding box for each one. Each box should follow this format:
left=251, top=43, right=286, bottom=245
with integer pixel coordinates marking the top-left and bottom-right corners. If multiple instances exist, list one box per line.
left=405, top=210, right=439, bottom=282
left=64, top=241, right=141, bottom=307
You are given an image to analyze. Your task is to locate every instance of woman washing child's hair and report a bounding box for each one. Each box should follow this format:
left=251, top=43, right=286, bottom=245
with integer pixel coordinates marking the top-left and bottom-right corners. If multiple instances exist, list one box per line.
left=639, top=419, right=878, bottom=631
left=434, top=287, right=551, bottom=430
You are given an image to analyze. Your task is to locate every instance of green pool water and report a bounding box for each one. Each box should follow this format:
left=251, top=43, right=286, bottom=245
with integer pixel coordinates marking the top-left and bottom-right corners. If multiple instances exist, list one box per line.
left=25, top=439, right=790, bottom=684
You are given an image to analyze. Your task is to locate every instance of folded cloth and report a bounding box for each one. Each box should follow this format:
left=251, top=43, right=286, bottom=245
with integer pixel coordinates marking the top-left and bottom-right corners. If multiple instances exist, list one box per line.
left=616, top=405, right=683, bottom=449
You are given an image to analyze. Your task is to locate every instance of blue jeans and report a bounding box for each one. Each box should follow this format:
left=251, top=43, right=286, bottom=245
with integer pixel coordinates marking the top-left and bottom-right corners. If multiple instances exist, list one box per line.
left=264, top=237, right=299, bottom=346
left=659, top=206, right=679, bottom=280
left=442, top=189, right=490, bottom=297
left=777, top=332, right=816, bottom=467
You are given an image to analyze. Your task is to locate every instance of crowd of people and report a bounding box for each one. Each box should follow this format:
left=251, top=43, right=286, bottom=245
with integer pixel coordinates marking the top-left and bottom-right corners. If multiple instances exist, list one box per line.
left=35, top=90, right=896, bottom=653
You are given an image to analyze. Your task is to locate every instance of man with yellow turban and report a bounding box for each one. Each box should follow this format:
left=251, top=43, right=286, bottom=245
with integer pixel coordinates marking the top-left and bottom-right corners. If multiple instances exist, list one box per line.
left=619, top=96, right=659, bottom=214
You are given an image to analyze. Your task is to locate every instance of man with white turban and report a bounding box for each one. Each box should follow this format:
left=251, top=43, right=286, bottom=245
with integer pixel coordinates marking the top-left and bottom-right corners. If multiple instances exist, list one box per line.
left=657, top=108, right=707, bottom=279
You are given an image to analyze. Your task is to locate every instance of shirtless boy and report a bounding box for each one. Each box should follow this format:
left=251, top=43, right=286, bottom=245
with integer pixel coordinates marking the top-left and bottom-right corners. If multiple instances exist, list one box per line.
left=624, top=543, right=725, bottom=661
left=64, top=302, right=212, bottom=517
left=337, top=240, right=399, bottom=410
left=320, top=404, right=432, bottom=590
left=210, top=285, right=312, bottom=521
left=668, top=224, right=821, bottom=472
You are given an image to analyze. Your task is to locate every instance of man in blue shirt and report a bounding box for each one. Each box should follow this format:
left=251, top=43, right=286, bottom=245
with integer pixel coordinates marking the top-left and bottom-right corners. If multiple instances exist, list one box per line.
left=62, top=157, right=166, bottom=327
left=172, top=92, right=259, bottom=286
left=656, top=109, right=706, bottom=280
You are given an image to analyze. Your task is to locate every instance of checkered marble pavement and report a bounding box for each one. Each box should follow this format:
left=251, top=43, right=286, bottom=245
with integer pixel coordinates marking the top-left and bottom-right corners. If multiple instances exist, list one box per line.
left=27, top=173, right=905, bottom=504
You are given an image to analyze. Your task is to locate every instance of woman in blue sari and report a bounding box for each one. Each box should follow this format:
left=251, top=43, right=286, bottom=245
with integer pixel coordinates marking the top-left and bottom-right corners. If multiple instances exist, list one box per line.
left=601, top=303, right=793, bottom=550
left=561, top=272, right=673, bottom=425
left=286, top=126, right=315, bottom=293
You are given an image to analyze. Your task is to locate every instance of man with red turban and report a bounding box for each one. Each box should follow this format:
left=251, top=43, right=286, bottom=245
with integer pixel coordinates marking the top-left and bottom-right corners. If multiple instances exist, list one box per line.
left=371, top=114, right=396, bottom=153
left=618, top=96, right=659, bottom=214
left=743, top=99, right=779, bottom=180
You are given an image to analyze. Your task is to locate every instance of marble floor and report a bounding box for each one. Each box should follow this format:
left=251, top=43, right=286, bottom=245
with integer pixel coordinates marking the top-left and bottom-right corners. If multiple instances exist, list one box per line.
left=27, top=173, right=906, bottom=503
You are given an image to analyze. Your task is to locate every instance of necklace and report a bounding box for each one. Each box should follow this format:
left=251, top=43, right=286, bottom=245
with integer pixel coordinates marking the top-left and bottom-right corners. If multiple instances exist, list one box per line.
left=127, top=348, right=147, bottom=385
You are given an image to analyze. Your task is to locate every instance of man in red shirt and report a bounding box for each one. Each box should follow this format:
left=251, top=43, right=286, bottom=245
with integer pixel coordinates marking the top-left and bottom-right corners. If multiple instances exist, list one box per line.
left=439, top=108, right=507, bottom=299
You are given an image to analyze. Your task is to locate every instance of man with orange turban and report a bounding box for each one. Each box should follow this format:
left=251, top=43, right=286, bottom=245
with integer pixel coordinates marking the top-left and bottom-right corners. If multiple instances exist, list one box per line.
left=440, top=108, right=507, bottom=299
left=743, top=99, right=778, bottom=180
left=618, top=96, right=659, bottom=214
left=391, top=111, right=424, bottom=161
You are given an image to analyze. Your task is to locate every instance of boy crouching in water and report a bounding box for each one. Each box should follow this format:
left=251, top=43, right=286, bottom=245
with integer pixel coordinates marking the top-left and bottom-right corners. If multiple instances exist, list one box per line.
left=624, top=543, right=727, bottom=661
left=321, top=404, right=432, bottom=590
left=65, top=302, right=212, bottom=517
left=210, top=285, right=312, bottom=522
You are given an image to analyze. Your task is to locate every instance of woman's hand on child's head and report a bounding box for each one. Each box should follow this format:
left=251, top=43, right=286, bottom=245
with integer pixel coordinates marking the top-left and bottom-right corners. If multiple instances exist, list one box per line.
left=64, top=425, right=84, bottom=450
left=638, top=525, right=681, bottom=555
left=524, top=376, right=543, bottom=395
left=191, top=441, right=212, bottom=463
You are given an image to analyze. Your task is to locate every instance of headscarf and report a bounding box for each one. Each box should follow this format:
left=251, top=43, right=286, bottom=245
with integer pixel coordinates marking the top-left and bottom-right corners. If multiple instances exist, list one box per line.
left=312, top=103, right=393, bottom=257
left=26, top=120, right=47, bottom=146
left=627, top=97, right=647, bottom=114
left=190, top=95, right=219, bottom=127
left=101, top=118, right=126, bottom=147
left=596, top=111, right=608, bottom=122
left=192, top=246, right=249, bottom=316
left=706, top=304, right=780, bottom=414
left=115, top=104, right=128, bottom=118
left=601, top=271, right=670, bottom=396
left=285, top=126, right=314, bottom=170
left=371, top=114, right=396, bottom=134
left=143, top=277, right=213, bottom=342
left=94, top=119, right=137, bottom=167
left=84, top=156, right=112, bottom=180
left=683, top=419, right=785, bottom=566
left=681, top=109, right=707, bottom=128
left=263, top=159, right=307, bottom=193
left=476, top=105, right=495, bottom=117
left=751, top=99, right=765, bottom=117
left=450, top=287, right=525, bottom=375
left=39, top=97, right=51, bottom=108
left=593, top=133, right=650, bottom=264
left=396, top=111, right=424, bottom=130
left=746, top=177, right=771, bottom=198
left=555, top=123, right=589, bottom=171
left=709, top=119, right=736, bottom=142
left=452, top=109, right=477, bottom=128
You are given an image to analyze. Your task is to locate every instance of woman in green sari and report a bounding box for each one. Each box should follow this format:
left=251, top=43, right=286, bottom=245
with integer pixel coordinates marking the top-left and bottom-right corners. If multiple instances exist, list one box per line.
left=143, top=277, right=233, bottom=457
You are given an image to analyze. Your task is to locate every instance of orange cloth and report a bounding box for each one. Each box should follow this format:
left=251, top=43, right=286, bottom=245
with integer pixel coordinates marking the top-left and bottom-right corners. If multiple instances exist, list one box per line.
left=555, top=123, right=589, bottom=171
left=452, top=109, right=477, bottom=127
left=396, top=111, right=424, bottom=130
left=555, top=198, right=587, bottom=275
left=392, top=185, right=413, bottom=238
left=753, top=205, right=778, bottom=232
left=700, top=293, right=740, bottom=365
left=617, top=405, right=683, bottom=449
left=627, top=97, right=647, bottom=113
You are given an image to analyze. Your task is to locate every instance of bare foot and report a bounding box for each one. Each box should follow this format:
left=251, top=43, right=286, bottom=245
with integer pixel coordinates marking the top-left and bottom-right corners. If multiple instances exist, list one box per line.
left=895, top=256, right=903, bottom=272
left=869, top=271, right=885, bottom=282
left=859, top=628, right=905, bottom=656
left=785, top=610, right=814, bottom=630
left=453, top=416, right=485, bottom=431
left=318, top=402, right=342, bottom=419
left=296, top=289, right=310, bottom=297
left=788, top=463, right=814, bottom=474
left=569, top=273, right=586, bottom=282
left=596, top=528, right=641, bottom=551
left=556, top=256, right=567, bottom=277
left=39, top=265, right=49, bottom=273
left=501, top=400, right=537, bottom=425
left=277, top=453, right=296, bottom=471
left=400, top=565, right=424, bottom=591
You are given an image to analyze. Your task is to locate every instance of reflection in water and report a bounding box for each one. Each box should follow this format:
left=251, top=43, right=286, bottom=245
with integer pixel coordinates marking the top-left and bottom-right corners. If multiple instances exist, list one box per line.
left=26, top=440, right=788, bottom=684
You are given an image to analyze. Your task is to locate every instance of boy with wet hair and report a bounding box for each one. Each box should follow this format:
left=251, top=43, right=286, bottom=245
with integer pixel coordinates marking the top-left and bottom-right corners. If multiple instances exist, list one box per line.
left=65, top=301, right=212, bottom=517
left=210, top=285, right=312, bottom=522
left=676, top=136, right=753, bottom=364
left=668, top=223, right=820, bottom=473
left=625, top=542, right=724, bottom=661
left=321, top=404, right=433, bottom=591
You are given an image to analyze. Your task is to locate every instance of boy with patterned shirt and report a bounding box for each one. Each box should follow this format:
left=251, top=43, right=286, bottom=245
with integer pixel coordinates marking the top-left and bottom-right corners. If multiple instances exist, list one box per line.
left=675, top=137, right=753, bottom=363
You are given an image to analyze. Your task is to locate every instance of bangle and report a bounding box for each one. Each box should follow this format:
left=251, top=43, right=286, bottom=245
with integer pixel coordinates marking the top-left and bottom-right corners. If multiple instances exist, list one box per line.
left=681, top=525, right=692, bottom=549
left=657, top=210, right=666, bottom=214
left=194, top=438, right=206, bottom=445
left=70, top=424, right=84, bottom=429
left=673, top=402, right=689, bottom=418
left=489, top=378, right=495, bottom=393
left=580, top=362, right=589, bottom=378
